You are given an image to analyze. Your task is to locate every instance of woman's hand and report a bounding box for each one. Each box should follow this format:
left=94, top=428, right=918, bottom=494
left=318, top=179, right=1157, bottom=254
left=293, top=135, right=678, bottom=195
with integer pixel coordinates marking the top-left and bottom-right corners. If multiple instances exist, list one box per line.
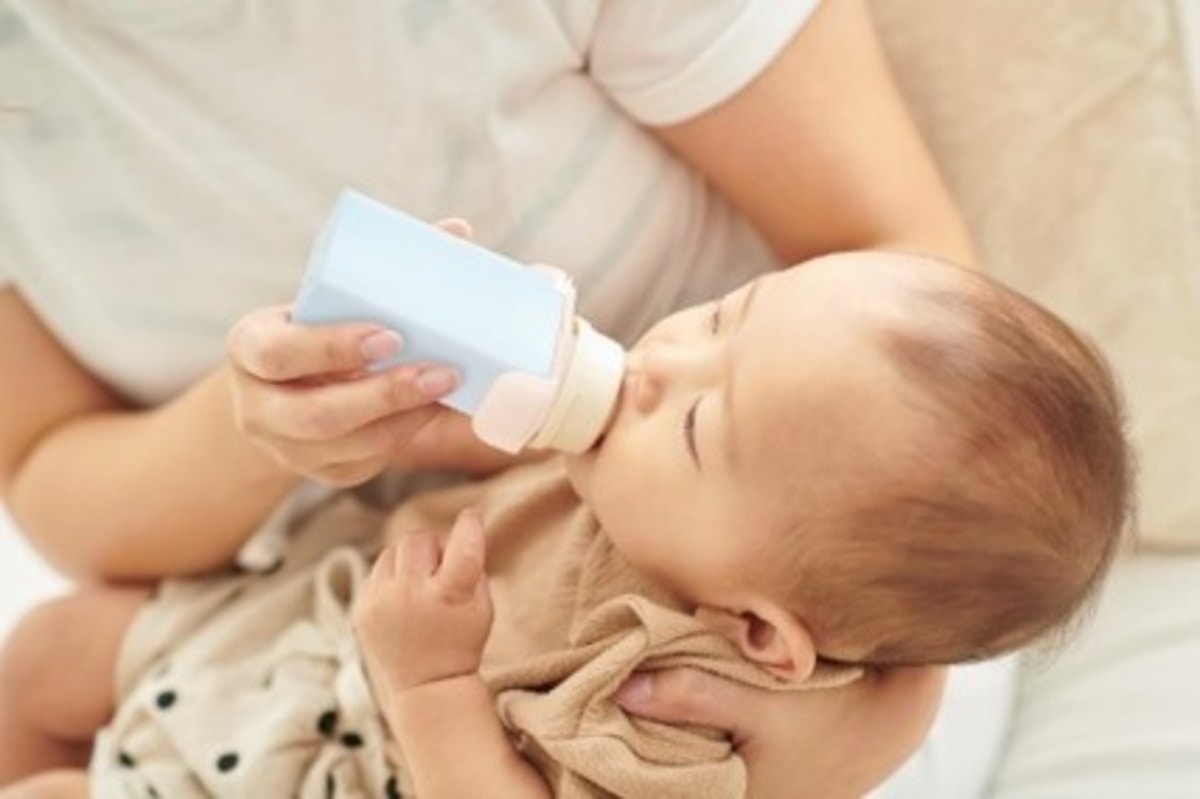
left=225, top=302, right=462, bottom=487
left=390, top=410, right=535, bottom=476
left=224, top=218, right=524, bottom=485
left=615, top=665, right=946, bottom=799
left=355, top=509, right=494, bottom=694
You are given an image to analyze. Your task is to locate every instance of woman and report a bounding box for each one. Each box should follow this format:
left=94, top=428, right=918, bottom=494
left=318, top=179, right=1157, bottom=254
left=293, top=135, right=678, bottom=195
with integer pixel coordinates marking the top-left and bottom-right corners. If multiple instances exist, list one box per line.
left=0, top=0, right=972, bottom=794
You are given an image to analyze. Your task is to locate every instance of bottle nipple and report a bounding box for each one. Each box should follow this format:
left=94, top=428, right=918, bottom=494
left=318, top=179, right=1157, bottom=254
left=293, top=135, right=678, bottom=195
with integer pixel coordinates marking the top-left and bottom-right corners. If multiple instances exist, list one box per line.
left=529, top=319, right=625, bottom=453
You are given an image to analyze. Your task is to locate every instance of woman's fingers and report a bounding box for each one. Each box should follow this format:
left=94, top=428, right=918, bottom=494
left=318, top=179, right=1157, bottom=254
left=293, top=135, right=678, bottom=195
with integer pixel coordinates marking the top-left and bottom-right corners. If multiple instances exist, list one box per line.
left=616, top=665, right=948, bottom=799
left=227, top=305, right=398, bottom=382
left=434, top=217, right=473, bottom=239
left=265, top=409, right=433, bottom=474
left=616, top=665, right=946, bottom=748
left=224, top=251, right=515, bottom=481
left=243, top=364, right=454, bottom=443
left=225, top=301, right=468, bottom=486
left=305, top=455, right=393, bottom=489
left=615, top=667, right=760, bottom=743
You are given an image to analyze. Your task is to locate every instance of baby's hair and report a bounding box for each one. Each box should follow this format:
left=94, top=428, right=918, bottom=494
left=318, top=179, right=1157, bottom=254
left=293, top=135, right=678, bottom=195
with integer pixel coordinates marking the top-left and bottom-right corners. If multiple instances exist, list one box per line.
left=779, top=261, right=1134, bottom=666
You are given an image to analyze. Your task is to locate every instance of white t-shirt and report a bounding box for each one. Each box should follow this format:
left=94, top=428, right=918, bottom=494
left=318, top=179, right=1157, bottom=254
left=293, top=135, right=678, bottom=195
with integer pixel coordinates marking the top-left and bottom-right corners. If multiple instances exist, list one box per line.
left=0, top=0, right=814, bottom=405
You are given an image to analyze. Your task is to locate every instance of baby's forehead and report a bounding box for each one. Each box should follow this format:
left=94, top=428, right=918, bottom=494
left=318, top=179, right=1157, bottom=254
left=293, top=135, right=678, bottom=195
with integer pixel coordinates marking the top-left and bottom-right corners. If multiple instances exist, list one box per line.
left=731, top=251, right=1000, bottom=478
left=766, top=251, right=983, bottom=340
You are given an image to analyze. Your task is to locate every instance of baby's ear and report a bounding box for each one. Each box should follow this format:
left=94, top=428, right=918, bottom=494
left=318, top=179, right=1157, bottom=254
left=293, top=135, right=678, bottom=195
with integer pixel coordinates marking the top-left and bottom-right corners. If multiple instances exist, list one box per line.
left=694, top=603, right=816, bottom=682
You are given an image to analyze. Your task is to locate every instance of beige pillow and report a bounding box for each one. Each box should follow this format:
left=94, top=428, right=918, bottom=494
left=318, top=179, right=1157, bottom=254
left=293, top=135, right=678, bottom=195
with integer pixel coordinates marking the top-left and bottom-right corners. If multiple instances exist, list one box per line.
left=869, top=0, right=1200, bottom=550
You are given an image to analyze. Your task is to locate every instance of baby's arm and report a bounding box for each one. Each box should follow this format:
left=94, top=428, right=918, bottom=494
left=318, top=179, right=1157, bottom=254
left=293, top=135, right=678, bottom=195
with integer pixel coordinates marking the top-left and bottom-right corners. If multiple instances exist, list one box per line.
left=354, top=511, right=550, bottom=799
left=387, top=675, right=548, bottom=798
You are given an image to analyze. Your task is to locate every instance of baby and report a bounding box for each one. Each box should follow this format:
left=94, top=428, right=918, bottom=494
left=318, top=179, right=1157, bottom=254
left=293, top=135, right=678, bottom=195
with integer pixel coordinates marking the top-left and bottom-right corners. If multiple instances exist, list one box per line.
left=354, top=249, right=1133, bottom=797
left=0, top=251, right=1132, bottom=798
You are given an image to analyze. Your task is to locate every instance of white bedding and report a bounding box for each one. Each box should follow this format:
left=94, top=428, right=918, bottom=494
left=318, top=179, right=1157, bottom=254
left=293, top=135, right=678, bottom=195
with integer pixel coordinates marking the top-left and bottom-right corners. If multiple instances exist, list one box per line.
left=992, top=553, right=1200, bottom=798
left=0, top=507, right=65, bottom=640
left=866, top=0, right=1200, bottom=794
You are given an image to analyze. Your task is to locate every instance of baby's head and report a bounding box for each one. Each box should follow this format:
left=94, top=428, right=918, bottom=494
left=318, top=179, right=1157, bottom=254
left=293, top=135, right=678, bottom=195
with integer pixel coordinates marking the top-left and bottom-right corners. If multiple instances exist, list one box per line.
left=566, top=251, right=1132, bottom=678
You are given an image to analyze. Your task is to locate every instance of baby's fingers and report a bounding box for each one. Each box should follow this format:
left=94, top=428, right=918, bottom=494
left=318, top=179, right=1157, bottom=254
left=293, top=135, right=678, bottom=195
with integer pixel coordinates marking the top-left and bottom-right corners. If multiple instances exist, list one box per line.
left=396, top=529, right=441, bottom=583
left=368, top=544, right=398, bottom=582
left=435, top=510, right=487, bottom=602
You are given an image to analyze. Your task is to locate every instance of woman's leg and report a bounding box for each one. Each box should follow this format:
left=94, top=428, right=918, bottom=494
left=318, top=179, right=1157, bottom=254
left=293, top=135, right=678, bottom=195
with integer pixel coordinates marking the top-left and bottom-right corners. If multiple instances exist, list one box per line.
left=0, top=588, right=149, bottom=785
left=0, top=769, right=89, bottom=798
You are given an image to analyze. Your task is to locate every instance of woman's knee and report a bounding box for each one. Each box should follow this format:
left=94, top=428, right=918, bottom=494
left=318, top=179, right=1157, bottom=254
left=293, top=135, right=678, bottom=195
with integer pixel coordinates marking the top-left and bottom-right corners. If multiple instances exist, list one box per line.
left=0, top=588, right=147, bottom=738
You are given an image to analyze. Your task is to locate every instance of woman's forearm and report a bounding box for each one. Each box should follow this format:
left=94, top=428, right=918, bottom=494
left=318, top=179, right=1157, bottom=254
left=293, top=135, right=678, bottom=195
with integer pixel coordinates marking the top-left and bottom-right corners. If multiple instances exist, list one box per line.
left=9, top=366, right=298, bottom=580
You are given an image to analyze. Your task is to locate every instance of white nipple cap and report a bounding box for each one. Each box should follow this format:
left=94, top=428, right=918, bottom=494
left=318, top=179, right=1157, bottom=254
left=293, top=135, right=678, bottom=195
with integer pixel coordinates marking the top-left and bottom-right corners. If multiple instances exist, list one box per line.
left=529, top=320, right=624, bottom=453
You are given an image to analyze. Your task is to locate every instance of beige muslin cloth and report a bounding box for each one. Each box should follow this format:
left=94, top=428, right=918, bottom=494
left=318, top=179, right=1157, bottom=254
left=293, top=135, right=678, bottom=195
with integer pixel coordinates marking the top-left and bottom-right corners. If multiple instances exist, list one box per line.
left=91, top=459, right=855, bottom=798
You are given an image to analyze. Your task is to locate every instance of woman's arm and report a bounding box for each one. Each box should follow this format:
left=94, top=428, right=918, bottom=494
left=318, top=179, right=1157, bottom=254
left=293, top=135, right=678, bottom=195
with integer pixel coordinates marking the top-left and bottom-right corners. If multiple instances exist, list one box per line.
left=0, top=288, right=297, bottom=579
left=0, top=285, right=476, bottom=580
left=652, top=0, right=978, bottom=269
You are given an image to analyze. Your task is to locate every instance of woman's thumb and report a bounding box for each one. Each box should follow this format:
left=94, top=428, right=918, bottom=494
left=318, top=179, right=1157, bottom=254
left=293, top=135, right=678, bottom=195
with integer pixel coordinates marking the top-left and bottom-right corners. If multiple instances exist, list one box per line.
left=615, top=668, right=749, bottom=738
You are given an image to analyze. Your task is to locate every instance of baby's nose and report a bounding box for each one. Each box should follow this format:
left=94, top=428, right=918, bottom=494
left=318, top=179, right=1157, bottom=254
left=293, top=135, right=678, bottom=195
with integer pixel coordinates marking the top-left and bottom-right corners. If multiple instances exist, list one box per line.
left=625, top=344, right=695, bottom=413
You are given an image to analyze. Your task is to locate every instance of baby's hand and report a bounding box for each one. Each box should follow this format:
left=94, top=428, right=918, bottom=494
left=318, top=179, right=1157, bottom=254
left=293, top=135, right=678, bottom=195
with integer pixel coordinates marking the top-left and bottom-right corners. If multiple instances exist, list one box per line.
left=355, top=510, right=494, bottom=694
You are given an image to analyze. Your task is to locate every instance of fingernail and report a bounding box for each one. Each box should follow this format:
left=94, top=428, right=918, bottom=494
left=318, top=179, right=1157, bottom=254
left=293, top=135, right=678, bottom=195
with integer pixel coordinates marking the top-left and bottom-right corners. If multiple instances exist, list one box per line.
left=361, top=331, right=402, bottom=362
left=417, top=367, right=459, bottom=397
left=615, top=673, right=652, bottom=708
